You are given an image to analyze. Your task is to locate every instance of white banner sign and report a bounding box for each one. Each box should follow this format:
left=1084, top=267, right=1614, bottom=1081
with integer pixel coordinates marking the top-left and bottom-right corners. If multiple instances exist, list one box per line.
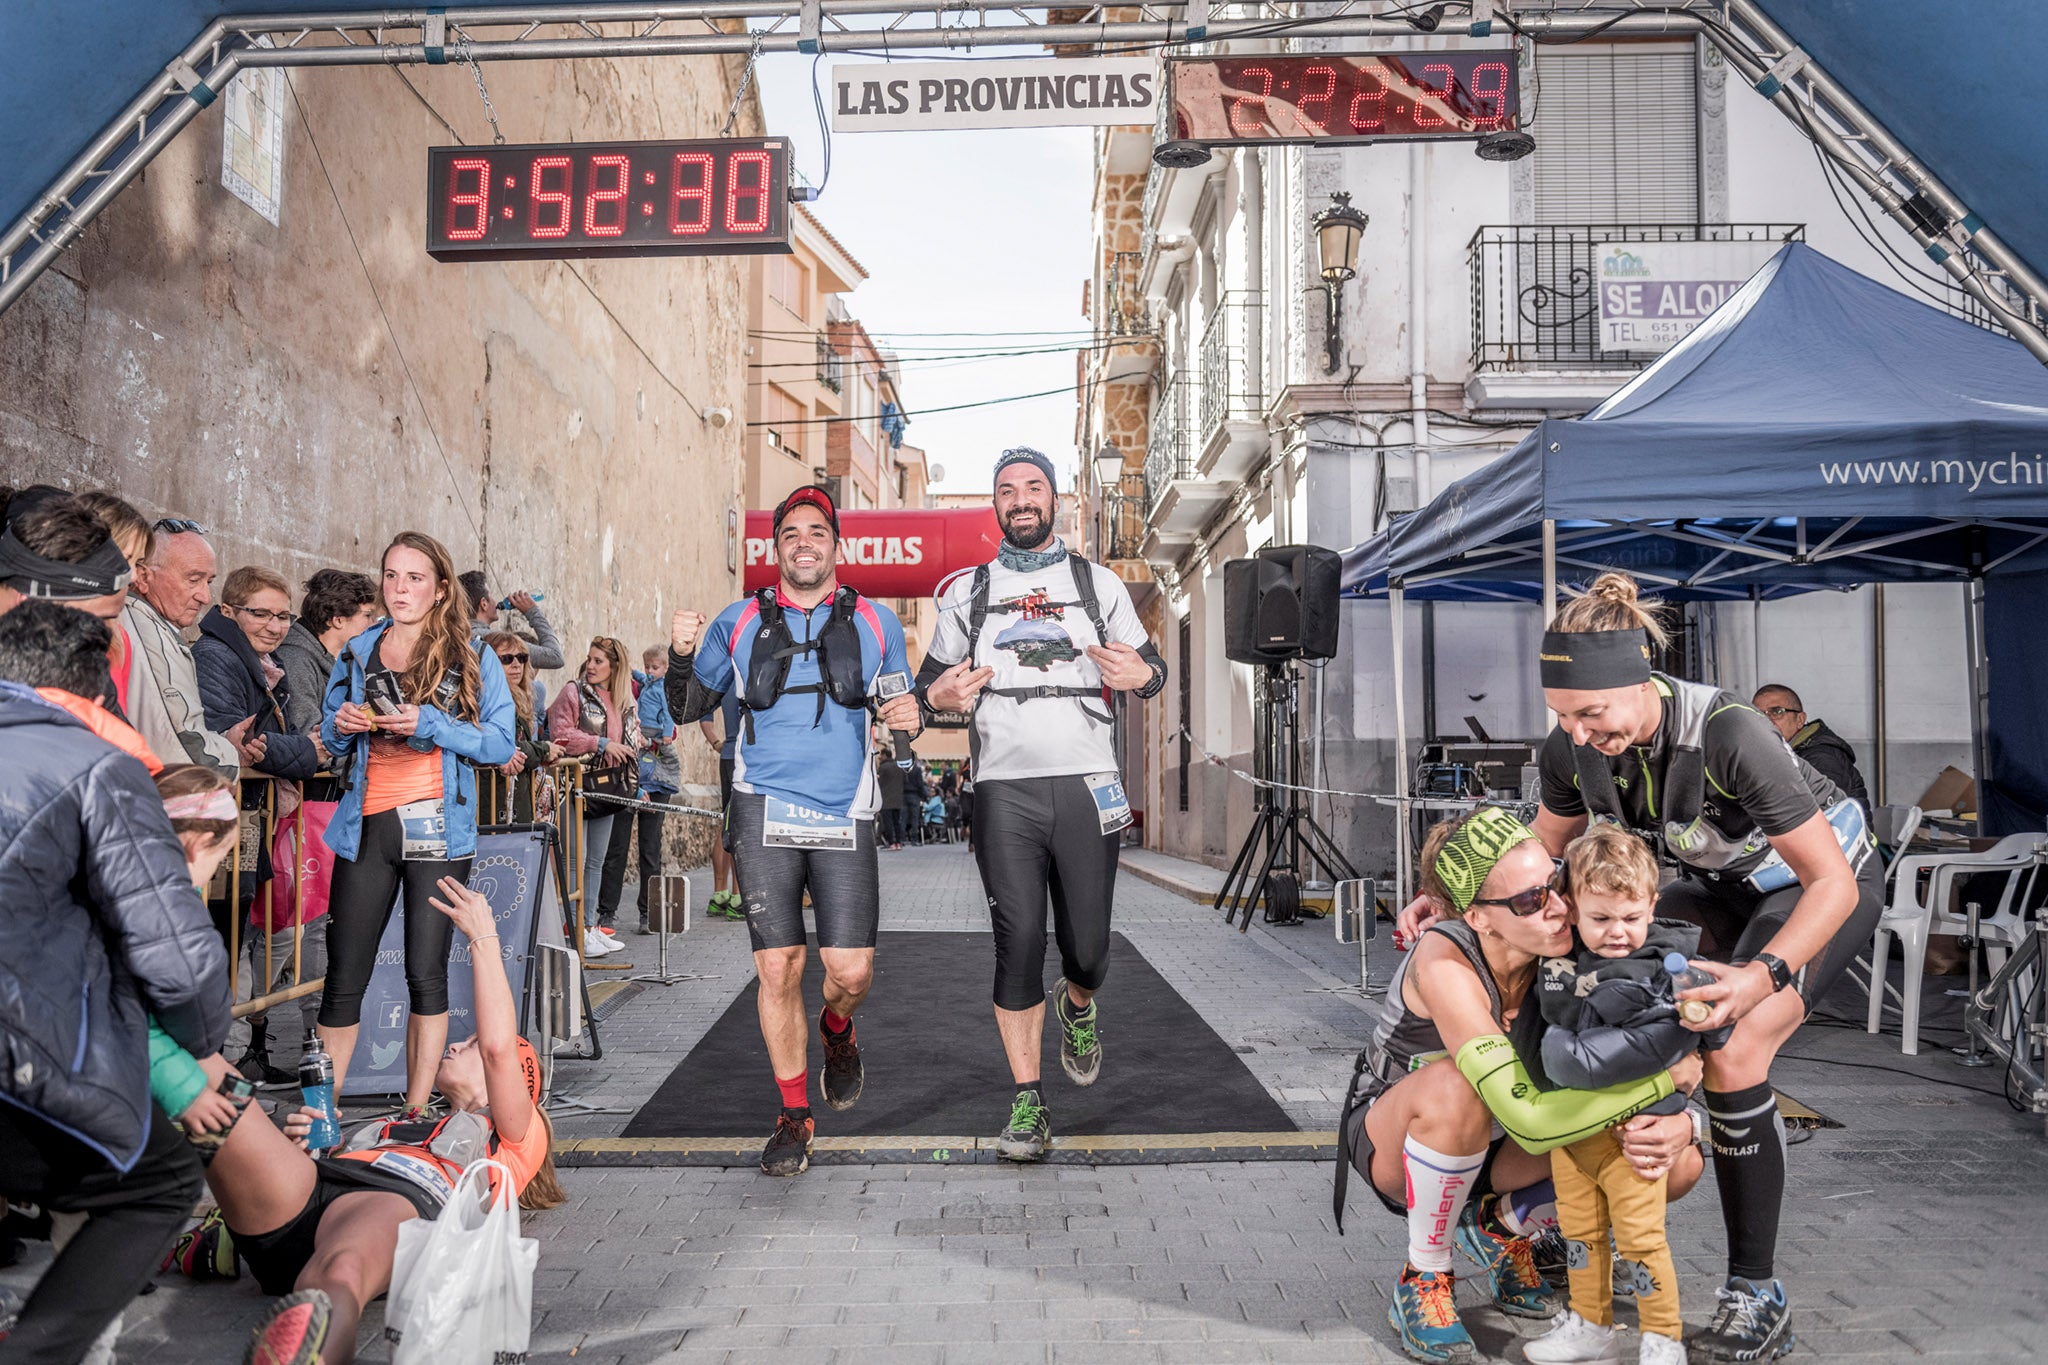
left=1594, top=240, right=1782, bottom=353
left=832, top=59, right=1159, bottom=132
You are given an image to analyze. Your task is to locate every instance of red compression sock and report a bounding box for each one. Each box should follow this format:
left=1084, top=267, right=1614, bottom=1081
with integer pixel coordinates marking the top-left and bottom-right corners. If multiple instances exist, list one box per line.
left=822, top=1008, right=852, bottom=1035
left=776, top=1071, right=810, bottom=1110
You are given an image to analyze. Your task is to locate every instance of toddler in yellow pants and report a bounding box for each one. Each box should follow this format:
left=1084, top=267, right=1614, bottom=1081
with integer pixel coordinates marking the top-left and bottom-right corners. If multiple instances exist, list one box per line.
left=1522, top=827, right=1724, bottom=1365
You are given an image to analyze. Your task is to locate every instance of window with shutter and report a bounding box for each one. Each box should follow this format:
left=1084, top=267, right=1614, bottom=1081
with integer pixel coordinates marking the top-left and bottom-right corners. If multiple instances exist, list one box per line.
left=1533, top=45, right=1698, bottom=225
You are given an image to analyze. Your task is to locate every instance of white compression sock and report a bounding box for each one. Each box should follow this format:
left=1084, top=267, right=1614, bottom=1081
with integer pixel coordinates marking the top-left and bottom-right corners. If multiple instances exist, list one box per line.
left=1403, top=1136, right=1486, bottom=1272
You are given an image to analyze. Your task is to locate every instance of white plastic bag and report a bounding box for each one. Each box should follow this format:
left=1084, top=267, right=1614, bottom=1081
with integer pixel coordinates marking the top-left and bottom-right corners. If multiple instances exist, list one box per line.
left=384, top=1158, right=540, bottom=1365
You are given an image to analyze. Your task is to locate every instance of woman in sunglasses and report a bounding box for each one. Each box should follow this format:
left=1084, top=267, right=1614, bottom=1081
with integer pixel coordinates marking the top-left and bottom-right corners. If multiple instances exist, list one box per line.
left=1343, top=807, right=1706, bottom=1364
left=485, top=631, right=563, bottom=822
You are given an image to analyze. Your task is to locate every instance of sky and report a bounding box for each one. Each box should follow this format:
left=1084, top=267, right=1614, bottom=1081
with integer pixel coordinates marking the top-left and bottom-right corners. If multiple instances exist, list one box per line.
left=754, top=51, right=1096, bottom=495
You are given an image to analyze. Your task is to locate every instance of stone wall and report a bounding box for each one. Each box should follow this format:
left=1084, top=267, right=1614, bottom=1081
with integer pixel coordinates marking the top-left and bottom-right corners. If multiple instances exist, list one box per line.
left=0, top=48, right=759, bottom=846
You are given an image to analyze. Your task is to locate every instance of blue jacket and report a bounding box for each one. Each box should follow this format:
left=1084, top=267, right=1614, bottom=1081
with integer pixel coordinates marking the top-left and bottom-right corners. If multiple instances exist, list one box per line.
left=635, top=669, right=679, bottom=795
left=0, top=684, right=231, bottom=1171
left=318, top=621, right=516, bottom=861
left=192, top=607, right=320, bottom=781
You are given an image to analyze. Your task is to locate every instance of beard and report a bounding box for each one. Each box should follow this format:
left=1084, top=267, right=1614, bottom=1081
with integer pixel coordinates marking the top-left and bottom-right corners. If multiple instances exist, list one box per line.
left=1000, top=501, right=1054, bottom=551
left=783, top=553, right=834, bottom=590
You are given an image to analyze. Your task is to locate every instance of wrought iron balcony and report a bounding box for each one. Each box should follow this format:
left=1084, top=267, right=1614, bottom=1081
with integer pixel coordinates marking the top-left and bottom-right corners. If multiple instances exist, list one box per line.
left=1142, top=374, right=1192, bottom=520
left=815, top=334, right=845, bottom=393
left=1197, top=290, right=1264, bottom=479
left=1467, top=223, right=1804, bottom=371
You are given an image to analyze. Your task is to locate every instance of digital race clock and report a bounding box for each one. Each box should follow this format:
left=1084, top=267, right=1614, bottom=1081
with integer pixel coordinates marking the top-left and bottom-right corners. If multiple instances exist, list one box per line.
left=1168, top=52, right=1519, bottom=145
left=426, top=137, right=793, bottom=262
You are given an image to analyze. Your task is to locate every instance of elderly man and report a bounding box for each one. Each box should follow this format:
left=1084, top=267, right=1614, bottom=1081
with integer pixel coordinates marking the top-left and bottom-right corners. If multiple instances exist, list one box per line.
left=1753, top=683, right=1870, bottom=813
left=122, top=517, right=263, bottom=776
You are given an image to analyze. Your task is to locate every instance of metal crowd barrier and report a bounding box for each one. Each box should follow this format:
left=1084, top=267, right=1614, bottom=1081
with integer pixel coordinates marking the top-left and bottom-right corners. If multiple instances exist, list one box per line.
left=225, top=772, right=321, bottom=1020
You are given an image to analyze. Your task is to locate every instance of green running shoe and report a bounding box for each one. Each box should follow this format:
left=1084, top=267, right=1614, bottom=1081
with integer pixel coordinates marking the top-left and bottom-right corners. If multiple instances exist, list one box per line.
left=1053, top=978, right=1101, bottom=1087
left=1453, top=1196, right=1561, bottom=1320
left=1387, top=1262, right=1475, bottom=1362
left=710, top=891, right=744, bottom=920
left=996, top=1088, right=1050, bottom=1162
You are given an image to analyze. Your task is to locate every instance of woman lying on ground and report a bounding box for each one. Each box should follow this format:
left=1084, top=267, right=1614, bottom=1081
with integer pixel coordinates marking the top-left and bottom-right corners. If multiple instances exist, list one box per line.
left=1395, top=572, right=1877, bottom=1363
left=1343, top=808, right=1706, bottom=1363
left=205, top=875, right=563, bottom=1365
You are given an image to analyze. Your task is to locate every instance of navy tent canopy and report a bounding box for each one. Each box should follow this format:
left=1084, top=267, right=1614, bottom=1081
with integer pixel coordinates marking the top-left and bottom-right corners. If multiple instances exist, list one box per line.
left=1358, top=243, right=2048, bottom=600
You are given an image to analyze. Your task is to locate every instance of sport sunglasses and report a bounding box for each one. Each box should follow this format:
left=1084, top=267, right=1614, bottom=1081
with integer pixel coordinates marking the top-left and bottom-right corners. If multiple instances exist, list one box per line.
left=1469, top=858, right=1566, bottom=916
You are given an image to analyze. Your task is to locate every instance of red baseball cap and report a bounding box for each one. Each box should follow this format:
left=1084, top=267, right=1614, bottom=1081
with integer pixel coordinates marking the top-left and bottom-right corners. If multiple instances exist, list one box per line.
left=772, top=484, right=839, bottom=538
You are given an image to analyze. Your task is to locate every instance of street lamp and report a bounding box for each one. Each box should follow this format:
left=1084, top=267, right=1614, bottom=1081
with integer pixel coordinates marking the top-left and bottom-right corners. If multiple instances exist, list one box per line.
left=1093, top=443, right=1125, bottom=558
left=1311, top=192, right=1368, bottom=373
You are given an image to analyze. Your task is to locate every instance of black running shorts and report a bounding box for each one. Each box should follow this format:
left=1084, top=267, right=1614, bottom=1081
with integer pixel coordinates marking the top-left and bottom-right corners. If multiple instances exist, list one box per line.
left=726, top=790, right=880, bottom=952
left=1657, top=854, right=1884, bottom=1008
left=973, top=774, right=1120, bottom=1011
left=237, top=1157, right=441, bottom=1296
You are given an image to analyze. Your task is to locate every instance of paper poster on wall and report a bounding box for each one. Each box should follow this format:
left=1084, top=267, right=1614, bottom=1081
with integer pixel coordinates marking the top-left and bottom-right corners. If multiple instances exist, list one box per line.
left=1595, top=240, right=1782, bottom=353
left=832, top=59, right=1158, bottom=132
left=221, top=37, right=286, bottom=225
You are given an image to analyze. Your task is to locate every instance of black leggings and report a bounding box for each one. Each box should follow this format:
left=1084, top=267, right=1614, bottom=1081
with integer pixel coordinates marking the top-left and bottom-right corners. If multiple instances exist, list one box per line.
left=0, top=1101, right=204, bottom=1363
left=973, top=775, right=1119, bottom=1011
left=318, top=809, right=471, bottom=1027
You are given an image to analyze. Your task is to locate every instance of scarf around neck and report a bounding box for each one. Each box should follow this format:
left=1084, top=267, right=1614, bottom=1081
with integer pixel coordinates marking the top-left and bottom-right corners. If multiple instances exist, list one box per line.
left=997, top=535, right=1068, bottom=574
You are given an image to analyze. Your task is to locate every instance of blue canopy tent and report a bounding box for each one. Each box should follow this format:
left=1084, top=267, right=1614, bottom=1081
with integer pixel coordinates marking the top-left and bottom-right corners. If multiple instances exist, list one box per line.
left=1346, top=243, right=2048, bottom=889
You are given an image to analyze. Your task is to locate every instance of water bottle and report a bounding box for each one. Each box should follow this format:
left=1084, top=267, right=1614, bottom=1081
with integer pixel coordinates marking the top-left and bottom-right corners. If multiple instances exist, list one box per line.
left=299, top=1036, right=341, bottom=1154
left=497, top=591, right=545, bottom=610
left=1664, top=951, right=1716, bottom=1025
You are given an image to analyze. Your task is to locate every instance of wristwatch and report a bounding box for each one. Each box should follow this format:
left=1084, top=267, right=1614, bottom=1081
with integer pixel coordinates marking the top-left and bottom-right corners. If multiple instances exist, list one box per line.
left=1753, top=952, right=1795, bottom=993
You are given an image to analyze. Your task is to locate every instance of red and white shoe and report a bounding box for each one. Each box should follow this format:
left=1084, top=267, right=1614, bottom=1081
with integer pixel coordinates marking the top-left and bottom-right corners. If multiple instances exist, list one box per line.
left=244, top=1288, right=331, bottom=1365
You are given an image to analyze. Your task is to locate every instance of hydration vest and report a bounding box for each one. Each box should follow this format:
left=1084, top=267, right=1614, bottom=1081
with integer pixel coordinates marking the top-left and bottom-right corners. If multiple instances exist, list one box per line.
left=1569, top=673, right=1771, bottom=871
left=737, top=585, right=871, bottom=742
left=946, top=554, right=1114, bottom=727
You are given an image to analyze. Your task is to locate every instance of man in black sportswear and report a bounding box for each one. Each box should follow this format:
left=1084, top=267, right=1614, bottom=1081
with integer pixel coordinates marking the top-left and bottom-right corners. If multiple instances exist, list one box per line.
left=918, top=448, right=1167, bottom=1160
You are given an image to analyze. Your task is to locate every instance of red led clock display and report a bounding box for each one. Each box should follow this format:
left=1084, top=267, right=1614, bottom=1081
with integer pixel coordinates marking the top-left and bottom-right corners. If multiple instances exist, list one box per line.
left=1169, top=52, right=1519, bottom=144
left=426, top=137, right=793, bottom=262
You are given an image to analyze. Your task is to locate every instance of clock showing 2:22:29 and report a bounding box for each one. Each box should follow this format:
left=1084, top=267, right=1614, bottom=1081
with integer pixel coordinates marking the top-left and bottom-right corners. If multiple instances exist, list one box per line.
left=425, top=136, right=794, bottom=261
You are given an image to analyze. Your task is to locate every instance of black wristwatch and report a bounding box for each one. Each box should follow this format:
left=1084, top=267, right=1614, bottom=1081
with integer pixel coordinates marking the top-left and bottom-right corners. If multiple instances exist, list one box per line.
left=1753, top=952, right=1795, bottom=993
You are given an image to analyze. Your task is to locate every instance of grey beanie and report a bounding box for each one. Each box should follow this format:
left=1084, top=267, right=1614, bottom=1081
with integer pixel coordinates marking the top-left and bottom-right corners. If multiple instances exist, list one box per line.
left=992, top=446, right=1060, bottom=492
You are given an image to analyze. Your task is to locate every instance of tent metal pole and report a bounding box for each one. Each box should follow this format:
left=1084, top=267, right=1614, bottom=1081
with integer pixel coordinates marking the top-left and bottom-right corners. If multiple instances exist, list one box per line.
left=1390, top=585, right=1411, bottom=911
left=1541, top=519, right=1558, bottom=627
left=1873, top=585, right=1888, bottom=806
left=1965, top=578, right=1991, bottom=805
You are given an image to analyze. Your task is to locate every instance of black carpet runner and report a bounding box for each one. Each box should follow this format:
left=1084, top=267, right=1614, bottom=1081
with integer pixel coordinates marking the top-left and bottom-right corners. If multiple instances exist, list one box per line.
left=621, top=930, right=1297, bottom=1138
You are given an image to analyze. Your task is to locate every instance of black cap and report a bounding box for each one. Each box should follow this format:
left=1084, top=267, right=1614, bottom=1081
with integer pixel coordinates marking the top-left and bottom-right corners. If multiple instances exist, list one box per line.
left=772, top=484, right=840, bottom=538
left=992, top=447, right=1059, bottom=493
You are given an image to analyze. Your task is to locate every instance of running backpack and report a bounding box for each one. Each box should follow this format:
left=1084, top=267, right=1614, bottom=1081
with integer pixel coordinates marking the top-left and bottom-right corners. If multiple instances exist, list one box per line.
left=736, top=585, right=871, bottom=743
left=925, top=555, right=1113, bottom=729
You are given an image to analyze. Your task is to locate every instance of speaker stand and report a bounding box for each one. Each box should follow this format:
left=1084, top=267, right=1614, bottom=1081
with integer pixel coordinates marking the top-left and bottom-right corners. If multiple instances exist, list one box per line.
left=1218, top=662, right=1360, bottom=932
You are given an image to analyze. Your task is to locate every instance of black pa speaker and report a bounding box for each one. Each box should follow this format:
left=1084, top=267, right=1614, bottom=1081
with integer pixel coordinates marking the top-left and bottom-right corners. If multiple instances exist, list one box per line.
left=1224, top=545, right=1342, bottom=663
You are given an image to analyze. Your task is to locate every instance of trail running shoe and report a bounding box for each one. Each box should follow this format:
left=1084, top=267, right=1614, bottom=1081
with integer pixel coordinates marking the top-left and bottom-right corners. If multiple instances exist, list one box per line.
left=710, top=891, right=745, bottom=920
left=996, top=1089, right=1050, bottom=1162
left=1453, top=1195, right=1561, bottom=1320
left=819, top=1009, right=864, bottom=1111
left=1523, top=1309, right=1621, bottom=1365
left=1053, top=978, right=1101, bottom=1087
left=1387, top=1262, right=1474, bottom=1362
left=760, top=1107, right=814, bottom=1177
left=1690, top=1276, right=1794, bottom=1362
left=162, top=1207, right=239, bottom=1281
left=244, top=1288, right=331, bottom=1365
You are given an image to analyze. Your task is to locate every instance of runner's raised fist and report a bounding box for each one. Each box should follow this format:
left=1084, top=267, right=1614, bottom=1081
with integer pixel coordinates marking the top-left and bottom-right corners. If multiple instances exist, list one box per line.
left=670, top=609, right=707, bottom=654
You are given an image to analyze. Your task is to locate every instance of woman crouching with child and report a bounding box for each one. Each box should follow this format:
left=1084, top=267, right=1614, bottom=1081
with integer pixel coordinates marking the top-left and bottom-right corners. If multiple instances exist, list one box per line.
left=1339, top=807, right=1706, bottom=1364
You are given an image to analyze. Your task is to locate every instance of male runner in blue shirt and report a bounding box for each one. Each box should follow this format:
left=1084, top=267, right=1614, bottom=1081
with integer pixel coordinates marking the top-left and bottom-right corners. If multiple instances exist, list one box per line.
left=665, top=486, right=920, bottom=1176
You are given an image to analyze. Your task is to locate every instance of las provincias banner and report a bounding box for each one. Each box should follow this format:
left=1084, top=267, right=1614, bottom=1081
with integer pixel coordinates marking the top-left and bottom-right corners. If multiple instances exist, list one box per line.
left=831, top=58, right=1159, bottom=132
left=744, top=507, right=1000, bottom=598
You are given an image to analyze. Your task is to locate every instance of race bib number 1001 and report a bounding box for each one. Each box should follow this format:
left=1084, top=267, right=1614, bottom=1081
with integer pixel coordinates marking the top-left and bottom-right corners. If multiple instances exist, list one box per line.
left=762, top=797, right=858, bottom=851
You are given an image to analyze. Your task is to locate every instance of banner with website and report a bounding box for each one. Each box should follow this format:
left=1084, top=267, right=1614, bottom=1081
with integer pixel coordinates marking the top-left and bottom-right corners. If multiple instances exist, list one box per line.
left=1595, top=240, right=1782, bottom=353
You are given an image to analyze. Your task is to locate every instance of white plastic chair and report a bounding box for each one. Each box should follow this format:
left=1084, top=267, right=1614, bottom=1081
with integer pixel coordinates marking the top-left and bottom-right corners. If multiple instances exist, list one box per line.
left=1865, top=831, right=2048, bottom=1055
left=1872, top=803, right=1924, bottom=860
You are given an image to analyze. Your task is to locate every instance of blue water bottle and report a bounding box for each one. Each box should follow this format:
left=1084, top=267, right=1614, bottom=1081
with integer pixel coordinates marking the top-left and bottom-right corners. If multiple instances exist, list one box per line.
left=1664, top=951, right=1716, bottom=1026
left=299, top=1036, right=341, bottom=1154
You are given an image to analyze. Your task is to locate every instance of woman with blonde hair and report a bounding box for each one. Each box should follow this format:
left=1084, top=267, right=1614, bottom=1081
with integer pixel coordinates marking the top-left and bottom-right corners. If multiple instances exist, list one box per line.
left=548, top=634, right=641, bottom=953
left=484, top=629, right=562, bottom=821
left=319, top=531, right=515, bottom=1113
left=1398, top=571, right=1879, bottom=1362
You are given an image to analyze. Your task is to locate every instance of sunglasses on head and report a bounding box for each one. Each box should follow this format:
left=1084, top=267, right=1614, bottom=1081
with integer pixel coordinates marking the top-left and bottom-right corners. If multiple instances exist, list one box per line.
left=153, top=517, right=207, bottom=535
left=1469, top=858, right=1566, bottom=916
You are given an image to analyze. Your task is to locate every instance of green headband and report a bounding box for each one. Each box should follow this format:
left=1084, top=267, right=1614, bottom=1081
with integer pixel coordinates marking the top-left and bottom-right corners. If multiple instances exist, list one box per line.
left=1435, top=807, right=1539, bottom=912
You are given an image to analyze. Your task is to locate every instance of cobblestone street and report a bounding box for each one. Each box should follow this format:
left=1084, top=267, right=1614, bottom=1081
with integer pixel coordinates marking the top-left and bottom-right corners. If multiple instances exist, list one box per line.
left=29, top=844, right=2048, bottom=1363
